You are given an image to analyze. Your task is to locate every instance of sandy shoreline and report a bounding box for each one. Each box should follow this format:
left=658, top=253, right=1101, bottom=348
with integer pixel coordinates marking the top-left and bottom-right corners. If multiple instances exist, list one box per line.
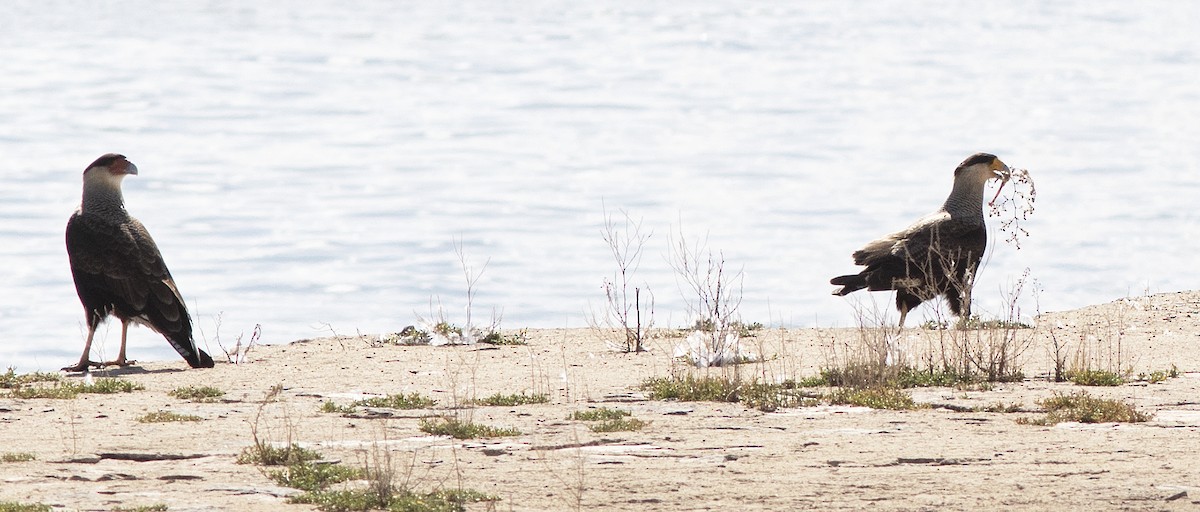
left=2, top=291, right=1199, bottom=511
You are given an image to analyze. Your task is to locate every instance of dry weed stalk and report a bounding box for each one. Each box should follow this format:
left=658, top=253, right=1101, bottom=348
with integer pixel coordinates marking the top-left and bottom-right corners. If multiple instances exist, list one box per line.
left=243, top=384, right=297, bottom=464
left=201, top=312, right=260, bottom=364
left=364, top=429, right=398, bottom=501
left=749, top=320, right=803, bottom=386
left=442, top=350, right=481, bottom=426
left=988, top=167, right=1037, bottom=248
left=1043, top=296, right=1133, bottom=382
left=535, top=427, right=588, bottom=511
left=413, top=241, right=501, bottom=345
left=927, top=269, right=1034, bottom=381
left=825, top=265, right=1035, bottom=386
left=1070, top=301, right=1131, bottom=376
left=225, top=323, right=261, bottom=364
left=454, top=239, right=493, bottom=336
left=58, top=399, right=81, bottom=456
left=588, top=206, right=654, bottom=352
left=823, top=304, right=902, bottom=388
left=352, top=426, right=459, bottom=507
left=1034, top=283, right=1072, bottom=381
left=668, top=227, right=749, bottom=367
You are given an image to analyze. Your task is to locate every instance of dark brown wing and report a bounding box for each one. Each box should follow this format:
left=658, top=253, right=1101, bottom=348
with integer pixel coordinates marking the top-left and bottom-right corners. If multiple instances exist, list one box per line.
left=66, top=211, right=213, bottom=367
left=832, top=212, right=986, bottom=309
left=887, top=216, right=987, bottom=315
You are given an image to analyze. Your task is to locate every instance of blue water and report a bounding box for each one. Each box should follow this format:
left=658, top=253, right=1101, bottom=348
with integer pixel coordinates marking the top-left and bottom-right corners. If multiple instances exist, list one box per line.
left=2, top=2, right=1198, bottom=371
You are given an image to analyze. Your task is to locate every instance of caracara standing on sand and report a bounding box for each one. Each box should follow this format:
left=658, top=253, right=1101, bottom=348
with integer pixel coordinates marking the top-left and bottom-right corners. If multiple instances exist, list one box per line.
left=63, top=154, right=213, bottom=372
left=831, top=152, right=1011, bottom=328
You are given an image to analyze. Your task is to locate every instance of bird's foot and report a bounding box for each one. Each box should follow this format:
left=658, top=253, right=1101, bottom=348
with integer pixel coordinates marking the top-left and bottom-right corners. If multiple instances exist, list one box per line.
left=60, top=360, right=103, bottom=373
left=100, top=358, right=136, bottom=368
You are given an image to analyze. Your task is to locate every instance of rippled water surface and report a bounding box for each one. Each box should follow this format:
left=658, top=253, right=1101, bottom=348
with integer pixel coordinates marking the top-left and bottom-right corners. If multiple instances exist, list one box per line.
left=2, top=2, right=1198, bottom=371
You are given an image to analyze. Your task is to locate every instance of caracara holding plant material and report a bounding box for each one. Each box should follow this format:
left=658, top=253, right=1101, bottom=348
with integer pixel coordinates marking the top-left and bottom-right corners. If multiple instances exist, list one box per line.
left=63, top=154, right=213, bottom=372
left=830, top=152, right=1012, bottom=329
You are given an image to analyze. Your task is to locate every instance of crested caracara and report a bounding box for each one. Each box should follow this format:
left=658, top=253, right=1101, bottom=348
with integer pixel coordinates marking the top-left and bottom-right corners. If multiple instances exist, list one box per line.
left=830, top=152, right=1011, bottom=328
left=64, top=154, right=213, bottom=371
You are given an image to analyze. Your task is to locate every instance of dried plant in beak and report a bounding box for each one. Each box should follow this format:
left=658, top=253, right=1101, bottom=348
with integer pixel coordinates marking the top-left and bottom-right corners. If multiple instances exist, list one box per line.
left=988, top=168, right=1036, bottom=248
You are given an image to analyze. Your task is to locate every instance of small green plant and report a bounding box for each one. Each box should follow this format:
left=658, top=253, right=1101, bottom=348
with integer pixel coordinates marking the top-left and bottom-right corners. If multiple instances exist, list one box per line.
left=291, top=488, right=498, bottom=511
left=357, top=393, right=437, bottom=409
left=1137, top=365, right=1180, bottom=384
left=431, top=321, right=463, bottom=337
left=383, top=325, right=433, bottom=345
left=472, top=392, right=549, bottom=406
left=569, top=407, right=647, bottom=432
left=569, top=407, right=631, bottom=421
left=138, top=411, right=203, bottom=423
left=82, top=378, right=143, bottom=393
left=1065, top=369, right=1125, bottom=386
left=922, top=315, right=1033, bottom=330
left=386, top=320, right=504, bottom=347
left=418, top=417, right=520, bottom=439
left=254, top=441, right=495, bottom=512
left=826, top=387, right=919, bottom=410
left=686, top=319, right=765, bottom=336
left=8, top=378, right=144, bottom=399
left=740, top=382, right=820, bottom=412
left=319, top=401, right=356, bottom=414
left=168, top=386, right=225, bottom=402
left=0, top=453, right=35, bottom=463
left=642, top=374, right=740, bottom=402
left=642, top=374, right=817, bottom=412
left=825, top=365, right=944, bottom=388
left=1017, top=391, right=1151, bottom=425
left=795, top=374, right=831, bottom=388
left=237, top=442, right=322, bottom=466
left=588, top=418, right=647, bottom=433
left=319, top=393, right=436, bottom=414
left=112, top=506, right=169, bottom=512
left=22, top=385, right=82, bottom=399
left=479, top=329, right=529, bottom=345
left=269, top=462, right=363, bottom=492
left=801, top=361, right=1023, bottom=391
left=0, top=368, right=61, bottom=389
left=0, top=503, right=52, bottom=512
left=736, top=321, right=765, bottom=337
left=978, top=402, right=1024, bottom=413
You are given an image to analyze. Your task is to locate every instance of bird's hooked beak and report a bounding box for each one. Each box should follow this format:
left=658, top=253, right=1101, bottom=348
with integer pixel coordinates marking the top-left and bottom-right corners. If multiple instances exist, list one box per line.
left=118, top=160, right=139, bottom=176
left=988, top=160, right=1012, bottom=206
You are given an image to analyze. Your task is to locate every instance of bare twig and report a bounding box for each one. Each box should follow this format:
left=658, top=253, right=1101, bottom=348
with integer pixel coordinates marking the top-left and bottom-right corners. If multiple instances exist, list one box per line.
left=588, top=205, right=655, bottom=352
left=410, top=241, right=500, bottom=345
left=667, top=226, right=750, bottom=367
left=989, top=167, right=1037, bottom=248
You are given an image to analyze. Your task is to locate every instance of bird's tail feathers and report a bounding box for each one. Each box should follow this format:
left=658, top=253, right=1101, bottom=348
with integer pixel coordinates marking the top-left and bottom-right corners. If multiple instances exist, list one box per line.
left=830, top=274, right=867, bottom=296
left=166, top=335, right=215, bottom=368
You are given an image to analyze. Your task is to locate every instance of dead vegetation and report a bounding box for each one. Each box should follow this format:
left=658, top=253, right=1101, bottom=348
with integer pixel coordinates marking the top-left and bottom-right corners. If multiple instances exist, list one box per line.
left=589, top=205, right=655, bottom=353
left=988, top=167, right=1037, bottom=248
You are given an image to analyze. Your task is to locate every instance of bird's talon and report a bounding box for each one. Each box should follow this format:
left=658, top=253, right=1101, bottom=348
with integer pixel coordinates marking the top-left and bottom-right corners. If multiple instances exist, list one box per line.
left=60, top=360, right=103, bottom=373
left=100, top=359, right=136, bottom=368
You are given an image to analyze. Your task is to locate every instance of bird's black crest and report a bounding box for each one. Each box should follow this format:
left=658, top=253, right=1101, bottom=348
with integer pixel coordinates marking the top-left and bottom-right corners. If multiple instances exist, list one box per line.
left=86, top=153, right=126, bottom=171
left=956, top=153, right=997, bottom=170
